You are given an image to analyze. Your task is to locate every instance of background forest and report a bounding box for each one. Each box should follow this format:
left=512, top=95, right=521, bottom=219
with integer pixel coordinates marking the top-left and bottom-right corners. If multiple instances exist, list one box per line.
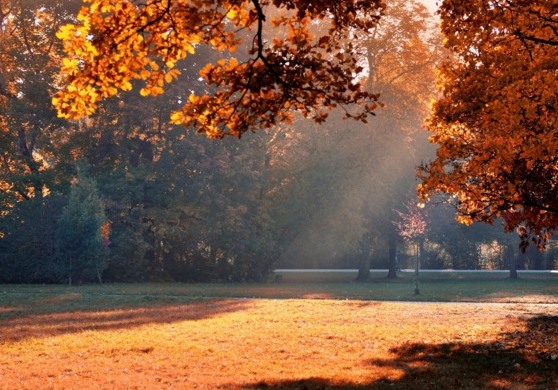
left=0, top=0, right=556, bottom=285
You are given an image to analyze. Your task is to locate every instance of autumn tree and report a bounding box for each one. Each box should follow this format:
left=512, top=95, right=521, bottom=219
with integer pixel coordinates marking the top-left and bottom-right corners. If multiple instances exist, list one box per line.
left=0, top=1, right=89, bottom=284
left=362, top=0, right=438, bottom=128
left=418, top=0, right=558, bottom=248
left=53, top=0, right=385, bottom=138
left=0, top=0, right=79, bottom=205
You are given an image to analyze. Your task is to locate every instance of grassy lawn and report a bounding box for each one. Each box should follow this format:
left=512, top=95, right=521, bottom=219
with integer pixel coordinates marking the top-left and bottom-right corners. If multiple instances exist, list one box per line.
left=0, top=278, right=557, bottom=389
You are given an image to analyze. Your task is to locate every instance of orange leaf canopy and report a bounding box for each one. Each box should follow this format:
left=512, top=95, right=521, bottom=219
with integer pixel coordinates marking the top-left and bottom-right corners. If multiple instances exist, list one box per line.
left=53, top=0, right=385, bottom=138
left=418, top=0, right=558, bottom=248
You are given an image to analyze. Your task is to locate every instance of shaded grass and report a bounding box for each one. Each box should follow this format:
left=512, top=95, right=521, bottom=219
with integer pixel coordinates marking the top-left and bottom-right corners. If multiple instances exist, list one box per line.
left=1, top=277, right=556, bottom=320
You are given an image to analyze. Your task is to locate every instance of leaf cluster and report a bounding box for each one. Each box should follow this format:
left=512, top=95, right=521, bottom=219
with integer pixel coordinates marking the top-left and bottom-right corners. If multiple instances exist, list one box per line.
left=53, top=0, right=385, bottom=138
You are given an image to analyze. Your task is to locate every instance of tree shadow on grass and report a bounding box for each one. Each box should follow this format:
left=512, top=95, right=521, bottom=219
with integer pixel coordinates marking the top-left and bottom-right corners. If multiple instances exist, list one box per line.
left=0, top=298, right=251, bottom=343
left=242, top=315, right=558, bottom=390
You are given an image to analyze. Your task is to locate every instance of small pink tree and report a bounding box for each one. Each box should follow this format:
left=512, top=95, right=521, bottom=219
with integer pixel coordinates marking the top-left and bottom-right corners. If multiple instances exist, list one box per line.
left=393, top=200, right=427, bottom=294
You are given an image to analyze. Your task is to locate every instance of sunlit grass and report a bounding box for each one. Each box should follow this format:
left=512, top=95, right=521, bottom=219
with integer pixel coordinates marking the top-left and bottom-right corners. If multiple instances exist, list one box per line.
left=0, top=282, right=557, bottom=389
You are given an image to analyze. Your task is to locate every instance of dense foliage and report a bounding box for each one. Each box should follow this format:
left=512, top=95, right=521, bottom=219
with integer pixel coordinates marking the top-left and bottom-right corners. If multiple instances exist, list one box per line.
left=418, top=0, right=558, bottom=249
left=53, top=0, right=385, bottom=137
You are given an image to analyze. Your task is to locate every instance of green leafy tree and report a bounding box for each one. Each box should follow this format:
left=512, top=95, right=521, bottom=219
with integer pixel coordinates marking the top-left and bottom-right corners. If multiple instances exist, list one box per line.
left=56, top=169, right=108, bottom=285
left=0, top=195, right=66, bottom=283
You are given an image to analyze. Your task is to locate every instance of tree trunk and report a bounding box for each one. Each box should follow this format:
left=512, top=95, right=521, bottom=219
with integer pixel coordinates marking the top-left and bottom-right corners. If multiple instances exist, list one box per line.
left=530, top=246, right=544, bottom=270
left=356, top=255, right=371, bottom=282
left=96, top=262, right=103, bottom=284
left=387, top=233, right=397, bottom=279
left=506, top=244, right=518, bottom=279
left=67, top=257, right=73, bottom=286
left=414, top=242, right=421, bottom=295
left=17, top=127, right=43, bottom=199
left=418, top=239, right=425, bottom=270
left=415, top=242, right=420, bottom=277
left=543, top=250, right=552, bottom=270
left=356, top=232, right=372, bottom=282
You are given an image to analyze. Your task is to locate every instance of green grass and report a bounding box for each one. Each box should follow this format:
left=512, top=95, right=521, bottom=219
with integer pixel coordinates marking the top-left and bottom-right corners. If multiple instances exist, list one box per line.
left=0, top=274, right=556, bottom=318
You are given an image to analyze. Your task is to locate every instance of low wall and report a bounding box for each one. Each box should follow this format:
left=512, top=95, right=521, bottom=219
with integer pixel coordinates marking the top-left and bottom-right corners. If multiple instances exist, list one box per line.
left=272, top=269, right=558, bottom=283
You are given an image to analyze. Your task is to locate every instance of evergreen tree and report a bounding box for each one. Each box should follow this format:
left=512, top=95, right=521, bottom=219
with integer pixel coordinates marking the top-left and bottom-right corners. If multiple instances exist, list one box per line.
left=56, top=170, right=108, bottom=285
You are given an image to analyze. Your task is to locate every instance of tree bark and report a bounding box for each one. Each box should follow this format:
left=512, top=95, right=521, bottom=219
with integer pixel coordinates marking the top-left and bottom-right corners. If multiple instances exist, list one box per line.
left=418, top=239, right=424, bottom=271
left=506, top=244, right=518, bottom=279
left=387, top=233, right=397, bottom=279
left=530, top=246, right=544, bottom=270
left=356, top=232, right=372, bottom=282
left=356, top=255, right=371, bottom=282
left=96, top=263, right=103, bottom=284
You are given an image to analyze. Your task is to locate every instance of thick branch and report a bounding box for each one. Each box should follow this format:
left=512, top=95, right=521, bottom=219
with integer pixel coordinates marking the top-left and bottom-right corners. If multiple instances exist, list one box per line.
left=514, top=29, right=558, bottom=47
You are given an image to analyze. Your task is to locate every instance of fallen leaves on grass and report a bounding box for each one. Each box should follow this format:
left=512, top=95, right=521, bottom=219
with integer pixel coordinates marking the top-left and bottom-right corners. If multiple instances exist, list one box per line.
left=499, top=315, right=558, bottom=360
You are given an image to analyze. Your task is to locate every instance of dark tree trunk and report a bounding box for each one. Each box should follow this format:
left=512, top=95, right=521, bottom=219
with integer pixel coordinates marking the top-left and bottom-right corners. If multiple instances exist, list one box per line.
left=543, top=250, right=553, bottom=270
left=356, top=255, right=371, bottom=282
left=506, top=244, right=518, bottom=279
left=356, top=232, right=372, bottom=282
left=530, top=246, right=544, bottom=270
left=387, top=233, right=397, bottom=279
left=418, top=239, right=424, bottom=270
left=414, top=242, right=420, bottom=277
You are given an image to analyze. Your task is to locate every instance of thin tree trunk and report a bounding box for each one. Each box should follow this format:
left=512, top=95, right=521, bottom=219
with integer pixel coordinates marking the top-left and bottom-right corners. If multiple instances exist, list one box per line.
left=414, top=242, right=420, bottom=295
left=387, top=233, right=397, bottom=279
left=418, top=239, right=424, bottom=270
left=68, top=257, right=73, bottom=286
left=414, top=241, right=421, bottom=277
left=356, top=232, right=372, bottom=282
left=96, top=263, right=103, bottom=284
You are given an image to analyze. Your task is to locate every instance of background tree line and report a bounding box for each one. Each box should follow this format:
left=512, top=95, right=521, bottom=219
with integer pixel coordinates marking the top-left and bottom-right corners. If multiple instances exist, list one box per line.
left=0, top=0, right=555, bottom=284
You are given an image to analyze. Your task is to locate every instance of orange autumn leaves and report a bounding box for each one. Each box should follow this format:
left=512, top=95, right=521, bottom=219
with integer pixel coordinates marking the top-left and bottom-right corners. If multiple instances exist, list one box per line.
left=53, top=0, right=385, bottom=138
left=418, top=0, right=558, bottom=247
left=52, top=0, right=228, bottom=119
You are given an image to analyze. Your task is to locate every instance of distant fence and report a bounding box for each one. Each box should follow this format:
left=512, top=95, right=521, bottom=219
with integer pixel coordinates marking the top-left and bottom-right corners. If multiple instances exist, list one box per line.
left=272, top=269, right=558, bottom=283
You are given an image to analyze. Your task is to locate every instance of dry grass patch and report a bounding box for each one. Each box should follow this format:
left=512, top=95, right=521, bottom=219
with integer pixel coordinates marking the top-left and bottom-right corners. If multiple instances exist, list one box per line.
left=0, top=298, right=557, bottom=389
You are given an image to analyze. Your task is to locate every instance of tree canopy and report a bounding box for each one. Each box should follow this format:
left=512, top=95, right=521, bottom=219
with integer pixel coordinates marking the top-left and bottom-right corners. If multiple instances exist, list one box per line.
left=0, top=0, right=73, bottom=203
left=418, top=0, right=558, bottom=248
left=52, top=0, right=385, bottom=138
